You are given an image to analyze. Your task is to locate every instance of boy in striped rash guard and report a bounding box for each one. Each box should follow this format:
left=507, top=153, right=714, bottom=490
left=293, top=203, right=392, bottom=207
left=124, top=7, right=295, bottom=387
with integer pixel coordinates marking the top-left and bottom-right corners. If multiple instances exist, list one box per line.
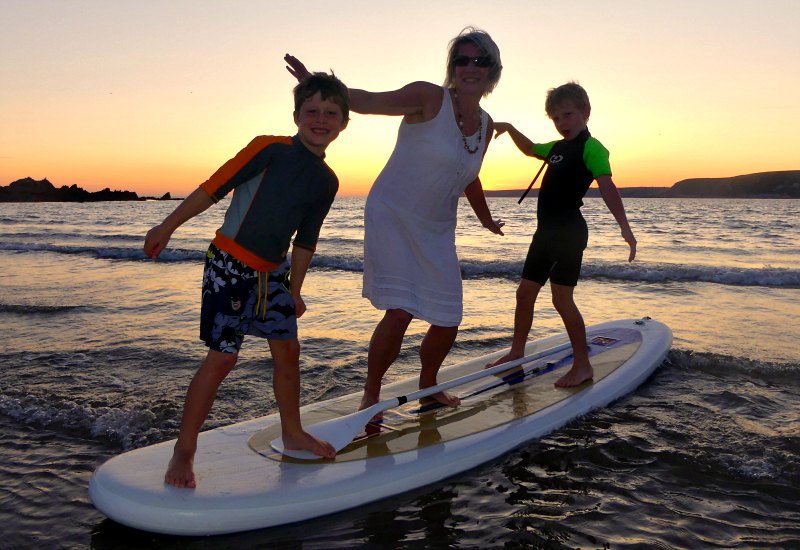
left=144, top=72, right=349, bottom=488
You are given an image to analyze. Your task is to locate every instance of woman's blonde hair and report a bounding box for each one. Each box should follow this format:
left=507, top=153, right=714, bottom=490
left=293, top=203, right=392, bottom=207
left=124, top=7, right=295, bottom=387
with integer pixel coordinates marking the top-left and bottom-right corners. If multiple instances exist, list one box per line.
left=444, top=26, right=502, bottom=97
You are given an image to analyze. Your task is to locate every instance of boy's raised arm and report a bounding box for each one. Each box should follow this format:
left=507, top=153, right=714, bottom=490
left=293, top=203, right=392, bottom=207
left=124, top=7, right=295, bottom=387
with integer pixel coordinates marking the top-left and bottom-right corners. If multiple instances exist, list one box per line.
left=144, top=187, right=214, bottom=259
left=596, top=175, right=637, bottom=262
left=494, top=123, right=537, bottom=157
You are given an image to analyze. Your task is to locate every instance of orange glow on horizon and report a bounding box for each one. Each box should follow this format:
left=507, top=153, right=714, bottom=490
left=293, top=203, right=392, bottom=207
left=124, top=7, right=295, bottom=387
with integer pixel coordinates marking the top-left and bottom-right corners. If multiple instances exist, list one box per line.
left=2, top=1, right=797, bottom=197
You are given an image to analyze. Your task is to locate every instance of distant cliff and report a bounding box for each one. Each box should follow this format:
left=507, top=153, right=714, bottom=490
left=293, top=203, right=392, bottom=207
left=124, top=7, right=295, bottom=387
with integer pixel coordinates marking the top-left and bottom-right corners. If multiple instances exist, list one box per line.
left=486, top=170, right=800, bottom=199
left=667, top=171, right=800, bottom=198
left=0, top=178, right=173, bottom=202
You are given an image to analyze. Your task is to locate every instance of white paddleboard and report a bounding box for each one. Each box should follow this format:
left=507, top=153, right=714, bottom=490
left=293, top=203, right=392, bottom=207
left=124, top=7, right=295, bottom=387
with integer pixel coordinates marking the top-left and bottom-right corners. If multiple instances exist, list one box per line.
left=89, top=317, right=671, bottom=535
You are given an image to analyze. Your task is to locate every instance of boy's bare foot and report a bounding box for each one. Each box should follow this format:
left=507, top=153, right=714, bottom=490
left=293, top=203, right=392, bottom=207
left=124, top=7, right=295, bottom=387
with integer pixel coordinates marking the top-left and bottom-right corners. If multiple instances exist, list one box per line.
left=282, top=430, right=336, bottom=459
left=164, top=447, right=197, bottom=489
left=555, top=364, right=593, bottom=388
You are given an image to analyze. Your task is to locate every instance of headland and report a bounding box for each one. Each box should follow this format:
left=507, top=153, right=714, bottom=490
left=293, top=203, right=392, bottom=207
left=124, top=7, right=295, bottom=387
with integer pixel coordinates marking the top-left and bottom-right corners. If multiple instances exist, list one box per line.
left=0, top=178, right=175, bottom=202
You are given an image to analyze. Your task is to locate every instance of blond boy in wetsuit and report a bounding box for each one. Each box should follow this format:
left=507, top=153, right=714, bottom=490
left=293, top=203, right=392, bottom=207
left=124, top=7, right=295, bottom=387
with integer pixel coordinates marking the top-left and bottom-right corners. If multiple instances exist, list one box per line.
left=490, top=82, right=637, bottom=387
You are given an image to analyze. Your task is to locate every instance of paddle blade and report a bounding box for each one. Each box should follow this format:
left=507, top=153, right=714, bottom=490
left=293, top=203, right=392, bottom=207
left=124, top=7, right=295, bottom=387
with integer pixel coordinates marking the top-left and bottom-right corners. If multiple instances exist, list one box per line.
left=271, top=405, right=382, bottom=459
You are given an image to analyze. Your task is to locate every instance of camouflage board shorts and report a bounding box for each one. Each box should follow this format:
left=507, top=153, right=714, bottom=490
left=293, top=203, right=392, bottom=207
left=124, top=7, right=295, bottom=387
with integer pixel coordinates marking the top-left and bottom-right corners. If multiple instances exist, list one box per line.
left=200, top=244, right=297, bottom=353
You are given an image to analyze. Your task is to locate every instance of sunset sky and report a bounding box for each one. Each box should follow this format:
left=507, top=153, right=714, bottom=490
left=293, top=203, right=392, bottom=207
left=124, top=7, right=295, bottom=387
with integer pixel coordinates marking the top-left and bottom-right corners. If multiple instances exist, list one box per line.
left=2, top=0, right=798, bottom=197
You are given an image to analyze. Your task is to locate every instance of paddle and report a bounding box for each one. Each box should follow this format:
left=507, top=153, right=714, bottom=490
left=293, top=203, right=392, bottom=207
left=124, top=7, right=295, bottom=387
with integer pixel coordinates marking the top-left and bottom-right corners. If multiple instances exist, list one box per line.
left=517, top=159, right=548, bottom=204
left=414, top=356, right=566, bottom=414
left=271, top=340, right=573, bottom=459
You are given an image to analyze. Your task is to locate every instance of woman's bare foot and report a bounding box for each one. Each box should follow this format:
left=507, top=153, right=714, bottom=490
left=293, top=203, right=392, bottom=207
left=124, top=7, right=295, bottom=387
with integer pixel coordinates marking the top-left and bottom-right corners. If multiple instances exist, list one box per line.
left=282, top=430, right=336, bottom=459
left=358, top=391, right=384, bottom=423
left=555, top=363, right=593, bottom=388
left=424, top=389, right=460, bottom=407
left=359, top=391, right=379, bottom=411
left=485, top=351, right=524, bottom=378
left=164, top=446, right=196, bottom=489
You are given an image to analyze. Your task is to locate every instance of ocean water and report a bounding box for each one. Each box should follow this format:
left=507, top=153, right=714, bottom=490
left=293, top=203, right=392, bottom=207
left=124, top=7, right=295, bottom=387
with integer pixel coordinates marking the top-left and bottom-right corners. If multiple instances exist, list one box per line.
left=1, top=196, right=798, bottom=548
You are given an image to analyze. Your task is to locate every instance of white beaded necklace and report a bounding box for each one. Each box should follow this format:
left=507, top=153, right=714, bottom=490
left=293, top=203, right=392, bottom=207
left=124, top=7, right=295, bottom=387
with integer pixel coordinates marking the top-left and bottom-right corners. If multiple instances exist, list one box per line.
left=452, top=89, right=482, bottom=154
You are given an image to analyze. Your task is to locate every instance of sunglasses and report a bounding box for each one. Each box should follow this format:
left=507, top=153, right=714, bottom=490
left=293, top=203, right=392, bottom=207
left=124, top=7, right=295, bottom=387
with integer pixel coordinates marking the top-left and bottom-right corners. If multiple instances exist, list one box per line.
left=452, top=55, right=495, bottom=68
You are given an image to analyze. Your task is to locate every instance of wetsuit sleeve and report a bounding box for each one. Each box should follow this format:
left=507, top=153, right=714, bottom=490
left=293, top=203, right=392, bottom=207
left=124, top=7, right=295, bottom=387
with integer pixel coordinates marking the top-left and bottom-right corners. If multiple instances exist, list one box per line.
left=199, top=136, right=286, bottom=201
left=531, top=141, right=556, bottom=160
left=293, top=184, right=338, bottom=252
left=583, top=137, right=612, bottom=178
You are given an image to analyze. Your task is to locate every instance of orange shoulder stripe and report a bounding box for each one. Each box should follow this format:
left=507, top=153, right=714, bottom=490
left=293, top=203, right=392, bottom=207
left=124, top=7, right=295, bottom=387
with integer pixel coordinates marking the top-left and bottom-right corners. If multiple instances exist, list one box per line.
left=200, top=136, right=293, bottom=198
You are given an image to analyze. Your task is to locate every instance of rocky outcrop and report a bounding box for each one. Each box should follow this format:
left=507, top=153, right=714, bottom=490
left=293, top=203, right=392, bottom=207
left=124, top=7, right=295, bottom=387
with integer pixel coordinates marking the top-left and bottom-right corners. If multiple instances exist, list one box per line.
left=0, top=178, right=174, bottom=202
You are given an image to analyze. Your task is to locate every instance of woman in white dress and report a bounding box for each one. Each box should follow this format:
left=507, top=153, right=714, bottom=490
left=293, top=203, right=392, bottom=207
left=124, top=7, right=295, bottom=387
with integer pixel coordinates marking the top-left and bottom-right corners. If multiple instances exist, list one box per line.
left=285, top=27, right=504, bottom=411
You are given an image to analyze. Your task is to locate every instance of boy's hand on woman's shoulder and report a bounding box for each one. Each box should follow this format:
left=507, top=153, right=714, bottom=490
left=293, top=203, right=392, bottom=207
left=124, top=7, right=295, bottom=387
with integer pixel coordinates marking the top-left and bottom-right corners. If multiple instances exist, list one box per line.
left=493, top=122, right=512, bottom=138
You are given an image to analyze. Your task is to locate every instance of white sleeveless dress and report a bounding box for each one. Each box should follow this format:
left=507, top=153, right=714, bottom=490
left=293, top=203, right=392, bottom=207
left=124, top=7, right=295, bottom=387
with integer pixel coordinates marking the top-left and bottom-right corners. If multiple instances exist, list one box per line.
left=362, top=87, right=489, bottom=327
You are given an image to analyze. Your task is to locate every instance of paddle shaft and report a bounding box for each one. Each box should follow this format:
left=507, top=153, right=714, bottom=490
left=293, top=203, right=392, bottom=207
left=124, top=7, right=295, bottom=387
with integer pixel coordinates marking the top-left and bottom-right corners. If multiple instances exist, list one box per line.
left=517, top=159, right=548, bottom=204
left=414, top=359, right=561, bottom=414
left=382, top=340, right=573, bottom=411
left=272, top=340, right=574, bottom=457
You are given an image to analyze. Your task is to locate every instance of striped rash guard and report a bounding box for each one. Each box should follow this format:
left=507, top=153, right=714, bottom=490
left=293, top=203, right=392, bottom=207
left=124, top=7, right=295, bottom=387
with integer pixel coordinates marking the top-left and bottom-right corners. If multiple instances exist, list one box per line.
left=200, top=135, right=339, bottom=272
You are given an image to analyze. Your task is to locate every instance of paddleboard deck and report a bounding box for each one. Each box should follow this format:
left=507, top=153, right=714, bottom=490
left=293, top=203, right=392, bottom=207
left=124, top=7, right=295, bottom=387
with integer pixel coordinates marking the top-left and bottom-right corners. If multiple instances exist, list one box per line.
left=89, top=318, right=671, bottom=536
left=249, top=325, right=641, bottom=462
